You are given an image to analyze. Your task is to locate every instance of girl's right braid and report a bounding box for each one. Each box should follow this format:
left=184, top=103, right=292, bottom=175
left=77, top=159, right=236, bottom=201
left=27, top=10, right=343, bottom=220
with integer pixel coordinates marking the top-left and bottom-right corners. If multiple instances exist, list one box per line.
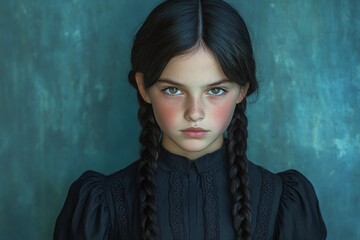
left=136, top=91, right=161, bottom=240
left=227, top=99, right=252, bottom=240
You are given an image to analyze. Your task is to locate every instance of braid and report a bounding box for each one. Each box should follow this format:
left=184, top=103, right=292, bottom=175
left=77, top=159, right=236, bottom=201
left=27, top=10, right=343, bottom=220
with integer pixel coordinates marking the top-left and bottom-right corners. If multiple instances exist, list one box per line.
left=227, top=98, right=252, bottom=240
left=131, top=71, right=161, bottom=240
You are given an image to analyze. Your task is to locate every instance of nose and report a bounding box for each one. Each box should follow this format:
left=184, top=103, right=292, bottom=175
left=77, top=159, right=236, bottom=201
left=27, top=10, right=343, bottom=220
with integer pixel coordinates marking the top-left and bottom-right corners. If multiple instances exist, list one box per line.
left=184, top=96, right=205, bottom=123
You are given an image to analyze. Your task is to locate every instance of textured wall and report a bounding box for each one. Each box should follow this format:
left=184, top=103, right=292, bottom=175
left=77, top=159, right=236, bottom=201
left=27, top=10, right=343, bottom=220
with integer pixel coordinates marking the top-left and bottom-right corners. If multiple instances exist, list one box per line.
left=0, top=0, right=359, bottom=239
left=239, top=1, right=360, bottom=239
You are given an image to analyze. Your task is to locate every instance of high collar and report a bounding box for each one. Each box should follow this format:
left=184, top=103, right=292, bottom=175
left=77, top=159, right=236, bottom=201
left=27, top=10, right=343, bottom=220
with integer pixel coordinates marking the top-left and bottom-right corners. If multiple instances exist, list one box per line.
left=157, top=144, right=227, bottom=174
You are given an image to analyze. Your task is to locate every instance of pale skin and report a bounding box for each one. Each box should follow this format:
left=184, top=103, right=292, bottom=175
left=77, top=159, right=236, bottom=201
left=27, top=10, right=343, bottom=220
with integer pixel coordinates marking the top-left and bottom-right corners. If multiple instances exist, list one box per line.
left=136, top=47, right=249, bottom=160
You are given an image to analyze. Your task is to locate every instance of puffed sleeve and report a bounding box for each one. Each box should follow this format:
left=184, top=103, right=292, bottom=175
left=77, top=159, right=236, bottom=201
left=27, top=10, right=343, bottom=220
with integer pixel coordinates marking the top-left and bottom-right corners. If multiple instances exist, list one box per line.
left=274, top=170, right=327, bottom=240
left=54, top=171, right=111, bottom=240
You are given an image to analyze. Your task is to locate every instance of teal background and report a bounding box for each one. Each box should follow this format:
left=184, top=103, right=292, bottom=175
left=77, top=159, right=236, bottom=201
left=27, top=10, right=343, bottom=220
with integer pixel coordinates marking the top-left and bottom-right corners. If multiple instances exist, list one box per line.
left=0, top=0, right=359, bottom=239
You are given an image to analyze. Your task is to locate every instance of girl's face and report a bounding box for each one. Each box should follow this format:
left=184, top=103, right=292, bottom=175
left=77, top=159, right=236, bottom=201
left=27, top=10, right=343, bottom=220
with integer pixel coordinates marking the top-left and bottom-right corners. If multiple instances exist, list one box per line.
left=136, top=48, right=248, bottom=160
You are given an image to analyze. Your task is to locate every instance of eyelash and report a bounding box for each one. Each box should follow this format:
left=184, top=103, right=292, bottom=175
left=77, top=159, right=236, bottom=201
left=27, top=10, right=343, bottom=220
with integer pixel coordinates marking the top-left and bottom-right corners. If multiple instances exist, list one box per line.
left=162, top=87, right=183, bottom=95
left=161, top=87, right=227, bottom=96
left=208, top=88, right=227, bottom=96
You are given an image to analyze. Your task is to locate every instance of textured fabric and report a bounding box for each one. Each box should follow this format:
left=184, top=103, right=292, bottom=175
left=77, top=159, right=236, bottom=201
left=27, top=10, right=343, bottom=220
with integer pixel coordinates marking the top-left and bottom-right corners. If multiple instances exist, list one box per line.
left=54, top=145, right=327, bottom=239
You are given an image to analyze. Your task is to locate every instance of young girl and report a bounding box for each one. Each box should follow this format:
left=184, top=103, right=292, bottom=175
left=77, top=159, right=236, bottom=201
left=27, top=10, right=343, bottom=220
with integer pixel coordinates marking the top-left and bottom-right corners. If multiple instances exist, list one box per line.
left=54, top=0, right=327, bottom=239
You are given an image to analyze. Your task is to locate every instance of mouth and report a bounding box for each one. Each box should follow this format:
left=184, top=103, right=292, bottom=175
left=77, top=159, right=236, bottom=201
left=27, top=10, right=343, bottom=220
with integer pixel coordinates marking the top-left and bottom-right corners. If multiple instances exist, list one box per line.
left=180, top=127, right=209, bottom=138
left=181, top=127, right=208, bottom=132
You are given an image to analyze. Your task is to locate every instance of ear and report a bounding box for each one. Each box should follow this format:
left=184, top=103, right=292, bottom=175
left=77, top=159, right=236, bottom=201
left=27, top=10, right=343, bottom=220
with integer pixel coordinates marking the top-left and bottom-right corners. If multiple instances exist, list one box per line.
left=236, top=83, right=249, bottom=104
left=135, top=72, right=152, bottom=104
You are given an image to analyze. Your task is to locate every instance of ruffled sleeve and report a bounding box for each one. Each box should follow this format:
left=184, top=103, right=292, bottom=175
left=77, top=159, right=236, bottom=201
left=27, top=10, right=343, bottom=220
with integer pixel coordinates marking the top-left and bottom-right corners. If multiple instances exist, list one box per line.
left=54, top=171, right=112, bottom=240
left=274, top=170, right=327, bottom=240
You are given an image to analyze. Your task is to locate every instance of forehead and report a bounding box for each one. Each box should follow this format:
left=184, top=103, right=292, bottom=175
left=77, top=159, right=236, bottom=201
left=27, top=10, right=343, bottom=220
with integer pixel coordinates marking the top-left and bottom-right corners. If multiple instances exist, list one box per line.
left=159, top=48, right=228, bottom=86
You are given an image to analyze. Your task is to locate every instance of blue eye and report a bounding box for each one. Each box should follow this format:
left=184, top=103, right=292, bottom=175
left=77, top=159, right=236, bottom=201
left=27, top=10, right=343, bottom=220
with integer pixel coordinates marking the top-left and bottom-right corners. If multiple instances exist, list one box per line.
left=163, top=87, right=183, bottom=95
left=208, top=88, right=226, bottom=96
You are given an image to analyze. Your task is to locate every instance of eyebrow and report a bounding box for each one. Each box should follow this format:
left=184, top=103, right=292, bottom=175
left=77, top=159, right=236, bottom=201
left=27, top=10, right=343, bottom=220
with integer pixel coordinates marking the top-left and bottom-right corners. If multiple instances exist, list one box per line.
left=157, top=78, right=231, bottom=87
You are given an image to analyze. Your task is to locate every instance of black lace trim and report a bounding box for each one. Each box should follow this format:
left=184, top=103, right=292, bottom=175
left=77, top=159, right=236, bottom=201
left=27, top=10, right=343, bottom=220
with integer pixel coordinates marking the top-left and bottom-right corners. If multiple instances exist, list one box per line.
left=110, top=173, right=130, bottom=240
left=202, top=169, right=219, bottom=240
left=169, top=173, right=185, bottom=240
left=253, top=169, right=274, bottom=240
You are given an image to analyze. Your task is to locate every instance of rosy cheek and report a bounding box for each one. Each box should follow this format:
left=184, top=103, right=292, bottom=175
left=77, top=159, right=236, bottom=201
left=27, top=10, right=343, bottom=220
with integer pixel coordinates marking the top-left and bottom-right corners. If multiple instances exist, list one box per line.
left=211, top=100, right=237, bottom=129
left=152, top=100, right=179, bottom=128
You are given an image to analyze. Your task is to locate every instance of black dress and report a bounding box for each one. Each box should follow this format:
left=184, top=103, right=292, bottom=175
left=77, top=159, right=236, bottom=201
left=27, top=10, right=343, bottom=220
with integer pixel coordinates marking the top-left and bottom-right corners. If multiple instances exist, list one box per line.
left=54, top=145, right=327, bottom=239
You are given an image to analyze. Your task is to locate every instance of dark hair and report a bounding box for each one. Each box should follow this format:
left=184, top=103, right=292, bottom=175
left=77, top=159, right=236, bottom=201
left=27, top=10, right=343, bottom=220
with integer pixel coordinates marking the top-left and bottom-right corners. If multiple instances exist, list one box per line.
left=128, top=0, right=258, bottom=239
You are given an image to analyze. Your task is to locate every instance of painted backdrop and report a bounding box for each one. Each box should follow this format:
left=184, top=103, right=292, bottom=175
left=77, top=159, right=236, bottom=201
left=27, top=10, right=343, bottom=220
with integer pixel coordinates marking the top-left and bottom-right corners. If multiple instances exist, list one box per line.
left=0, top=0, right=359, bottom=239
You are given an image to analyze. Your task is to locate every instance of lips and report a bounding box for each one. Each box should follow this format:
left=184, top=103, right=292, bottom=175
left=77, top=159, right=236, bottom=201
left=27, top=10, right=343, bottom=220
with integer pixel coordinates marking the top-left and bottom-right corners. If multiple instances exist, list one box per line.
left=181, top=127, right=209, bottom=138
left=181, top=127, right=208, bottom=132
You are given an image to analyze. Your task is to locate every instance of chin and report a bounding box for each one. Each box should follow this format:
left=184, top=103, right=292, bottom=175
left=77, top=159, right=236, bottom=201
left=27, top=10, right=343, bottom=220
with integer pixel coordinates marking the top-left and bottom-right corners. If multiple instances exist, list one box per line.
left=177, top=140, right=218, bottom=153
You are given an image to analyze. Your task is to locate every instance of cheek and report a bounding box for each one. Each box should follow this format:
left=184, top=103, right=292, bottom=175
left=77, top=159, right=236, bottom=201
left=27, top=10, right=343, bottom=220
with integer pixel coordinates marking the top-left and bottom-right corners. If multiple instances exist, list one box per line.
left=152, top=100, right=179, bottom=128
left=210, top=100, right=237, bottom=129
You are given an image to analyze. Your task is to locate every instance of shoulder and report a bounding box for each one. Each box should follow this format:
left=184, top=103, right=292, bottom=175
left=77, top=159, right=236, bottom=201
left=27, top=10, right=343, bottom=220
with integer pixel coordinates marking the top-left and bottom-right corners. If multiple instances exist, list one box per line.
left=248, top=162, right=323, bottom=208
left=275, top=169, right=323, bottom=217
left=256, top=167, right=321, bottom=204
left=248, top=163, right=327, bottom=239
left=54, top=170, right=110, bottom=239
left=274, top=169, right=327, bottom=239
left=67, top=159, right=140, bottom=202
left=54, top=160, right=141, bottom=239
